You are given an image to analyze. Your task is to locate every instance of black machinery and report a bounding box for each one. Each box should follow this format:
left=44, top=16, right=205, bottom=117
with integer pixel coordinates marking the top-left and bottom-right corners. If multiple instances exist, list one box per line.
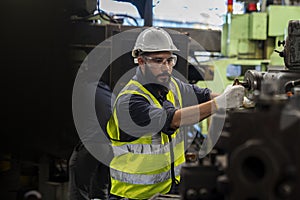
left=180, top=20, right=300, bottom=200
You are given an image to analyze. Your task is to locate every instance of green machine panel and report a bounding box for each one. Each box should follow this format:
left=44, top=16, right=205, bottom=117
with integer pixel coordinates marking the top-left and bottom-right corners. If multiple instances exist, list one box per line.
left=226, top=14, right=249, bottom=57
left=268, top=5, right=300, bottom=37
left=249, top=12, right=267, bottom=40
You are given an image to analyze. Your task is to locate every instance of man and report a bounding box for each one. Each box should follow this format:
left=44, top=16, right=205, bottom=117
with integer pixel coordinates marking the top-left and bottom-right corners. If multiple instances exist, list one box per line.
left=106, top=27, right=244, bottom=199
left=69, top=80, right=113, bottom=200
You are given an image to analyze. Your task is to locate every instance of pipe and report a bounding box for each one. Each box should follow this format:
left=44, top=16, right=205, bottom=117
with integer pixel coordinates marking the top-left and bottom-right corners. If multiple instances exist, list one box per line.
left=284, top=79, right=300, bottom=93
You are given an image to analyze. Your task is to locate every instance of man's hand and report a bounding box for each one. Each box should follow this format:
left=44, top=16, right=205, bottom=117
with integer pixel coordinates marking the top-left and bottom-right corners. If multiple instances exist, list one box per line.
left=213, top=85, right=245, bottom=109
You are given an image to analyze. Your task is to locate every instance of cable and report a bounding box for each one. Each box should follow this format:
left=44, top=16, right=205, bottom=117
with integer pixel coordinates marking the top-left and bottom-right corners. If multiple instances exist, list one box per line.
left=71, top=0, right=139, bottom=26
left=113, top=14, right=139, bottom=26
left=96, top=0, right=119, bottom=24
left=285, top=79, right=300, bottom=93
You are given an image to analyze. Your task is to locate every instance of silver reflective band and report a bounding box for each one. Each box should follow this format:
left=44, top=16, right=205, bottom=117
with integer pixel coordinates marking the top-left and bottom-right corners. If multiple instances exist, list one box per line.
left=112, top=132, right=184, bottom=157
left=110, top=164, right=182, bottom=185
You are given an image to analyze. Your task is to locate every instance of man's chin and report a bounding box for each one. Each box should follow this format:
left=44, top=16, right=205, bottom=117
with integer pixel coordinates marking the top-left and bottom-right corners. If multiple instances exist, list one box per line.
left=157, top=77, right=170, bottom=85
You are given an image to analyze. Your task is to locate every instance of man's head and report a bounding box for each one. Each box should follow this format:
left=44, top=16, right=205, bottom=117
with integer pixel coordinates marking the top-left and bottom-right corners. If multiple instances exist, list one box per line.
left=137, top=51, right=177, bottom=85
left=132, top=27, right=179, bottom=86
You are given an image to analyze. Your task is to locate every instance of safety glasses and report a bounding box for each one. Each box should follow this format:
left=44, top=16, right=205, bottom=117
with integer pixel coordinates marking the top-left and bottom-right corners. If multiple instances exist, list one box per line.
left=143, top=55, right=177, bottom=67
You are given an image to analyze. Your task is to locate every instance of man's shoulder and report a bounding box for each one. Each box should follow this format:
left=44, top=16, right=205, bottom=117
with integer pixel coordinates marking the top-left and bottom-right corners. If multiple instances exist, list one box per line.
left=171, top=76, right=193, bottom=90
left=172, top=76, right=191, bottom=84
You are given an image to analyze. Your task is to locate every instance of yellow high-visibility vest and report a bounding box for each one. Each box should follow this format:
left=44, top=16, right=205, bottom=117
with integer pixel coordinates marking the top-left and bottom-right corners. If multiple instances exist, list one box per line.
left=107, top=78, right=185, bottom=199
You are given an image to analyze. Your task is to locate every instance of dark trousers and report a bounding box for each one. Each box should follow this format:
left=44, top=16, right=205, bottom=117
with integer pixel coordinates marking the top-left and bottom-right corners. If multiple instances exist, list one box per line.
left=68, top=143, right=110, bottom=200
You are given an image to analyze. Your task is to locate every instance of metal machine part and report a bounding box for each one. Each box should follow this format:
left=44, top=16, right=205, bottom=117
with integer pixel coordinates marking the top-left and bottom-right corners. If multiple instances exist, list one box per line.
left=180, top=89, right=300, bottom=200
left=224, top=95, right=300, bottom=199
left=180, top=19, right=300, bottom=200
left=180, top=165, right=224, bottom=200
left=283, top=20, right=300, bottom=70
left=241, top=20, right=300, bottom=100
left=285, top=79, right=300, bottom=93
left=243, top=69, right=300, bottom=100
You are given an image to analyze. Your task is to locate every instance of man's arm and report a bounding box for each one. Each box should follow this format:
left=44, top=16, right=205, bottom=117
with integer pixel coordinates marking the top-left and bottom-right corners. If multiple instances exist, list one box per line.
left=171, top=100, right=216, bottom=129
left=170, top=85, right=244, bottom=129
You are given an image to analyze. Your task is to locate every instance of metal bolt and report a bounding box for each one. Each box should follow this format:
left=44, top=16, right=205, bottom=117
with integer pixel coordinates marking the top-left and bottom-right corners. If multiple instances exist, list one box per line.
left=278, top=182, right=293, bottom=198
left=186, top=188, right=197, bottom=200
left=199, top=188, right=208, bottom=196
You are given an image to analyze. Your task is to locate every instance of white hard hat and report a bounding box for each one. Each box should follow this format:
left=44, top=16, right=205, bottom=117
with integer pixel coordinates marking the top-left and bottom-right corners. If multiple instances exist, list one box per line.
left=132, top=27, right=179, bottom=57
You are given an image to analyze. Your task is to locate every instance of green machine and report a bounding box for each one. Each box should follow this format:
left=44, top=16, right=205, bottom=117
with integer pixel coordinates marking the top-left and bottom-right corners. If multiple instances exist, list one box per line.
left=197, top=5, right=300, bottom=94
left=195, top=5, right=300, bottom=134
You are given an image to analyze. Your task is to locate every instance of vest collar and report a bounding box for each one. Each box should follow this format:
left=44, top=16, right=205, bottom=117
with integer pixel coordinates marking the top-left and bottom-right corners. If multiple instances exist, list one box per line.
left=134, top=67, right=170, bottom=102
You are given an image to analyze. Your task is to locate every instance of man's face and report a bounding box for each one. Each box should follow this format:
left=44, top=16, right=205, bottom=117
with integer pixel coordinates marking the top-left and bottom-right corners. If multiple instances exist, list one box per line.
left=138, top=51, right=177, bottom=85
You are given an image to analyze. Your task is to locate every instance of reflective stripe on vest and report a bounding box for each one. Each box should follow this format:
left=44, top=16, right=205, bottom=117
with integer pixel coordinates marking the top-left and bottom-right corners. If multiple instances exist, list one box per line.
left=112, top=130, right=184, bottom=157
left=110, top=163, right=182, bottom=185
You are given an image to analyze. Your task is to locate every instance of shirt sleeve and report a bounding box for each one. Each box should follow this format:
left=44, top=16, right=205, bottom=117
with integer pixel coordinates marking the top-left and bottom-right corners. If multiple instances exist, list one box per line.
left=115, top=93, right=177, bottom=141
left=192, top=85, right=212, bottom=104
left=161, top=100, right=177, bottom=135
left=175, top=79, right=211, bottom=106
left=95, top=83, right=114, bottom=132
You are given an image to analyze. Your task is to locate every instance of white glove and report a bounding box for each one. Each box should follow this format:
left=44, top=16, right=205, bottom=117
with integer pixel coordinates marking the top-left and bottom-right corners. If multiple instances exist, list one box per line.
left=214, top=85, right=245, bottom=109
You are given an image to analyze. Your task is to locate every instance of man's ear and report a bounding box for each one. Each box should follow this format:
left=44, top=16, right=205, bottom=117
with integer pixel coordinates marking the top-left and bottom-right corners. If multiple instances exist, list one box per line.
left=138, top=57, right=145, bottom=73
left=137, top=57, right=144, bottom=65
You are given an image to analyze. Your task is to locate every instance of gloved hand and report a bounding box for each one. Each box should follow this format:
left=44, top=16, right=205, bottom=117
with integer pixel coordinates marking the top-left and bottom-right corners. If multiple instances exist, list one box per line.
left=213, top=85, right=245, bottom=109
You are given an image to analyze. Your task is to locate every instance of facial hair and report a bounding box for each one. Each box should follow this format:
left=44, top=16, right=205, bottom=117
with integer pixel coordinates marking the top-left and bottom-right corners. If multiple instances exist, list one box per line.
left=144, top=64, right=171, bottom=87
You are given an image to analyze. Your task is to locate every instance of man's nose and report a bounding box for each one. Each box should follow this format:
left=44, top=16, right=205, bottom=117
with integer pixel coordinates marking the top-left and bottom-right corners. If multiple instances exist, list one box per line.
left=161, top=61, right=171, bottom=71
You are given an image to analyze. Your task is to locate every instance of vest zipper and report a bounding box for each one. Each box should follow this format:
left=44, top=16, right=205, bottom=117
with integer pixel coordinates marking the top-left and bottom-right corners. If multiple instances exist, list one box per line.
left=168, top=135, right=179, bottom=187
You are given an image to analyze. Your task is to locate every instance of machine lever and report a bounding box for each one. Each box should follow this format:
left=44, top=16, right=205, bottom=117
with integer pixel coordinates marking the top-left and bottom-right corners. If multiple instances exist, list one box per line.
left=274, top=50, right=285, bottom=57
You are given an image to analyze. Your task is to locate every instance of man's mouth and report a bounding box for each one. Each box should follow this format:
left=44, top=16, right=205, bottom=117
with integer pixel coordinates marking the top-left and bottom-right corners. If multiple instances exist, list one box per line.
left=157, top=74, right=170, bottom=82
left=157, top=73, right=170, bottom=78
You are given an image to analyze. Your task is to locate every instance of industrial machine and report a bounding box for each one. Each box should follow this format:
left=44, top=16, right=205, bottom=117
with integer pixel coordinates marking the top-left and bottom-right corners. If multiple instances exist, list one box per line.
left=195, top=2, right=300, bottom=136
left=180, top=20, right=300, bottom=200
left=2, top=0, right=300, bottom=199
left=197, top=4, right=300, bottom=94
left=1, top=1, right=220, bottom=199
